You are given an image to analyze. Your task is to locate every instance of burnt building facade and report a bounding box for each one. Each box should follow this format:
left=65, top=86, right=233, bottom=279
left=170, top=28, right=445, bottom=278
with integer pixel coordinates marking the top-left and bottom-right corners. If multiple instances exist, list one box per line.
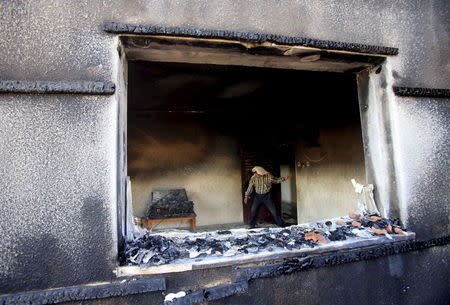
left=0, top=1, right=449, bottom=304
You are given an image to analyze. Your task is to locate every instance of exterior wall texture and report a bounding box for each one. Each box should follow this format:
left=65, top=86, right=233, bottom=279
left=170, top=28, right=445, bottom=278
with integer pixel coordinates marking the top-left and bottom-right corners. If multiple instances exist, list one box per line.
left=56, top=245, right=449, bottom=305
left=0, top=0, right=448, bottom=300
left=210, top=246, right=450, bottom=305
left=0, top=94, right=118, bottom=293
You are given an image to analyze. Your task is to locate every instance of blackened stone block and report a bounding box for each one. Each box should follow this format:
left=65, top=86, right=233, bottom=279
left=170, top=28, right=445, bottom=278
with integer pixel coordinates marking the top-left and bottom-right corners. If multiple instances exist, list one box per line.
left=393, top=86, right=450, bottom=98
left=0, top=277, right=165, bottom=305
left=164, top=282, right=248, bottom=305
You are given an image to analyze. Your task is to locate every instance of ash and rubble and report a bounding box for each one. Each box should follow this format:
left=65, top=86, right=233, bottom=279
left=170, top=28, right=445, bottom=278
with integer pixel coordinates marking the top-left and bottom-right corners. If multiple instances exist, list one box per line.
left=121, top=213, right=406, bottom=267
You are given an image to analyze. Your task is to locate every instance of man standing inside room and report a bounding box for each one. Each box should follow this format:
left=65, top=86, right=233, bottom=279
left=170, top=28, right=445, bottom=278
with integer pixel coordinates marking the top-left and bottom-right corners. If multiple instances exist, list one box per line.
left=244, top=166, right=292, bottom=228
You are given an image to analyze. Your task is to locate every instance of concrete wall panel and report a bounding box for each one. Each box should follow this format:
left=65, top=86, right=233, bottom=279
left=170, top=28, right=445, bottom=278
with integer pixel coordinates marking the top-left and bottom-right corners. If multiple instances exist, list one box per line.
left=392, top=97, right=450, bottom=237
left=1, top=1, right=448, bottom=87
left=0, top=94, right=118, bottom=293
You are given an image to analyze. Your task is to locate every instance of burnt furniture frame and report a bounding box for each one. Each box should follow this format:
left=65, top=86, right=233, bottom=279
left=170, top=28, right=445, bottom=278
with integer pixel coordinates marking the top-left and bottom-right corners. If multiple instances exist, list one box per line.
left=146, top=216, right=196, bottom=231
left=138, top=189, right=197, bottom=231
left=136, top=216, right=197, bottom=231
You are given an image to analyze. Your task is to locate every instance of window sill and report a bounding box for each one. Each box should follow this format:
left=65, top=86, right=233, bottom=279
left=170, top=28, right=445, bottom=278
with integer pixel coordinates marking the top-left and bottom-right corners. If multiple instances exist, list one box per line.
left=116, top=230, right=415, bottom=277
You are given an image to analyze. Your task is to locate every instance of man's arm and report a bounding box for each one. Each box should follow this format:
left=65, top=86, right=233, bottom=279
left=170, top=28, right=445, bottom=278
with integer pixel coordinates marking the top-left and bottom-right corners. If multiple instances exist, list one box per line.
left=244, top=177, right=255, bottom=203
left=271, top=173, right=293, bottom=184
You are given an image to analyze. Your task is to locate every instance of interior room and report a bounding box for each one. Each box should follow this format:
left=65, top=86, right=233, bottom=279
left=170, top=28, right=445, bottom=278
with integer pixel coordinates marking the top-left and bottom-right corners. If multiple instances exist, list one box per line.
left=127, top=60, right=365, bottom=230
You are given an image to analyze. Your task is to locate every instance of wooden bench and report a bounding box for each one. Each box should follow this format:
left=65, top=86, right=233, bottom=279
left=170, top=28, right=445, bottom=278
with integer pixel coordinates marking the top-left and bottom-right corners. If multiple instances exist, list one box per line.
left=136, top=216, right=197, bottom=231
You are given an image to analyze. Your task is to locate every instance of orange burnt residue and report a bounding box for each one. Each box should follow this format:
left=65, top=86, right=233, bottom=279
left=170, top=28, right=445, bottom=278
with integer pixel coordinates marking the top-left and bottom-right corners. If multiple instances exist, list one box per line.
left=394, top=228, right=405, bottom=235
left=371, top=227, right=387, bottom=235
left=305, top=232, right=328, bottom=244
left=349, top=212, right=362, bottom=220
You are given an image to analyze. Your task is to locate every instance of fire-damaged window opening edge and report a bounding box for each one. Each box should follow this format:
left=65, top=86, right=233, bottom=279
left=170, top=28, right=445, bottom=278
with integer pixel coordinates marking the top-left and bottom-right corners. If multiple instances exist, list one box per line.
left=117, top=33, right=392, bottom=58
left=114, top=32, right=406, bottom=277
left=118, top=34, right=389, bottom=74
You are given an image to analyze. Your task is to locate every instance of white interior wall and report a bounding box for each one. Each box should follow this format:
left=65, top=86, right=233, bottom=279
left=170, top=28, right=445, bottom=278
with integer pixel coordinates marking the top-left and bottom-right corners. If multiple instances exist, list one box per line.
left=296, top=124, right=365, bottom=223
left=280, top=163, right=297, bottom=219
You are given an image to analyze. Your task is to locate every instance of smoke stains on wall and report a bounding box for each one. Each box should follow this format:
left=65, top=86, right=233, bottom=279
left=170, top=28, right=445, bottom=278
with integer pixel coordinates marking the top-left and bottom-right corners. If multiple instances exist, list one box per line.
left=128, top=112, right=243, bottom=227
left=128, top=114, right=210, bottom=174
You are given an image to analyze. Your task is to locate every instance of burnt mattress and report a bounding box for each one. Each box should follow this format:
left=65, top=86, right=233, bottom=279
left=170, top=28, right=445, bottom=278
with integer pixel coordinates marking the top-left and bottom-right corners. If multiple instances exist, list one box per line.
left=146, top=189, right=196, bottom=219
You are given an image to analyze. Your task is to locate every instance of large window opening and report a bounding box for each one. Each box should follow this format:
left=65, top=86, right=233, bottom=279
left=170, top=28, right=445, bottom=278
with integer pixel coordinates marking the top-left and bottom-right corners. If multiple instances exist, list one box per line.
left=117, top=35, right=414, bottom=273
left=127, top=61, right=363, bottom=230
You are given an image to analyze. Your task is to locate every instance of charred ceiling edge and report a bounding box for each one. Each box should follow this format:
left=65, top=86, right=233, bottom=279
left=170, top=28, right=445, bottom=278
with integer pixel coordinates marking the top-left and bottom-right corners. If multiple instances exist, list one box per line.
left=0, top=80, right=115, bottom=95
left=232, top=235, right=450, bottom=282
left=0, top=277, right=165, bottom=305
left=393, top=86, right=450, bottom=98
left=103, top=22, right=398, bottom=56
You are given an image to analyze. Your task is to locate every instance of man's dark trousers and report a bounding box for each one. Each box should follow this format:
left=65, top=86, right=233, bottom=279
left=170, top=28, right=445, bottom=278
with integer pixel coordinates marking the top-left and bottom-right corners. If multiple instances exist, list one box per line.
left=249, top=193, right=284, bottom=227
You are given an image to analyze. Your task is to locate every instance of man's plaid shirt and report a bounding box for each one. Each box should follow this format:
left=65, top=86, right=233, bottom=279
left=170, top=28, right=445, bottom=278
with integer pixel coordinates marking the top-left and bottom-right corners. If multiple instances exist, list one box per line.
left=245, top=174, right=286, bottom=197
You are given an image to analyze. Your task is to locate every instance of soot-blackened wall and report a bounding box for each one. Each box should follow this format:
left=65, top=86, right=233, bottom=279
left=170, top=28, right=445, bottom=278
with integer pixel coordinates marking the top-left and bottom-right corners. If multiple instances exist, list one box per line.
left=0, top=94, right=118, bottom=293
left=0, top=0, right=448, bottom=299
left=210, top=246, right=450, bottom=305
left=128, top=112, right=243, bottom=227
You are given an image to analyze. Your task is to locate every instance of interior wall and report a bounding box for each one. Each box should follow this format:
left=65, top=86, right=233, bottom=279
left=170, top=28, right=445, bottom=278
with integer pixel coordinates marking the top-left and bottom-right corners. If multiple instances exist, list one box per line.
left=280, top=163, right=297, bottom=219
left=296, top=124, right=365, bottom=223
left=128, top=113, right=243, bottom=228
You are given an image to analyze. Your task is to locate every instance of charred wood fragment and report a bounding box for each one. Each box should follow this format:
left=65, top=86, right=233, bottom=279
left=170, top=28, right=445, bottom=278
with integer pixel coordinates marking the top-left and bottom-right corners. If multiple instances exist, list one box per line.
left=0, top=80, right=115, bottom=95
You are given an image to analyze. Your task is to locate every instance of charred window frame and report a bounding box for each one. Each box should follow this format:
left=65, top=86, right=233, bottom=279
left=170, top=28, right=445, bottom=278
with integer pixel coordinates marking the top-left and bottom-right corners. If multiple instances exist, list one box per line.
left=113, top=30, right=402, bottom=273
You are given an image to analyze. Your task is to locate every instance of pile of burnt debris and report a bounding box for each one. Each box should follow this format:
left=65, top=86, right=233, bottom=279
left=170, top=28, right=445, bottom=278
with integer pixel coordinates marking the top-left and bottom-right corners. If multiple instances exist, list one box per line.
left=121, top=213, right=406, bottom=267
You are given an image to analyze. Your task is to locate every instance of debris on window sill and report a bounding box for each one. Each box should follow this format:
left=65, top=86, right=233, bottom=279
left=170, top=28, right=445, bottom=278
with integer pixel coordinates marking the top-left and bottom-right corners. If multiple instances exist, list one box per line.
left=118, top=214, right=414, bottom=276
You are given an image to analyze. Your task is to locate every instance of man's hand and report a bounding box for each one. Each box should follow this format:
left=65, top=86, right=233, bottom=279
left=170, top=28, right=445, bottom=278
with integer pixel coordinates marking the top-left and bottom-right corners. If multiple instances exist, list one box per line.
left=244, top=197, right=249, bottom=204
left=284, top=173, right=293, bottom=180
